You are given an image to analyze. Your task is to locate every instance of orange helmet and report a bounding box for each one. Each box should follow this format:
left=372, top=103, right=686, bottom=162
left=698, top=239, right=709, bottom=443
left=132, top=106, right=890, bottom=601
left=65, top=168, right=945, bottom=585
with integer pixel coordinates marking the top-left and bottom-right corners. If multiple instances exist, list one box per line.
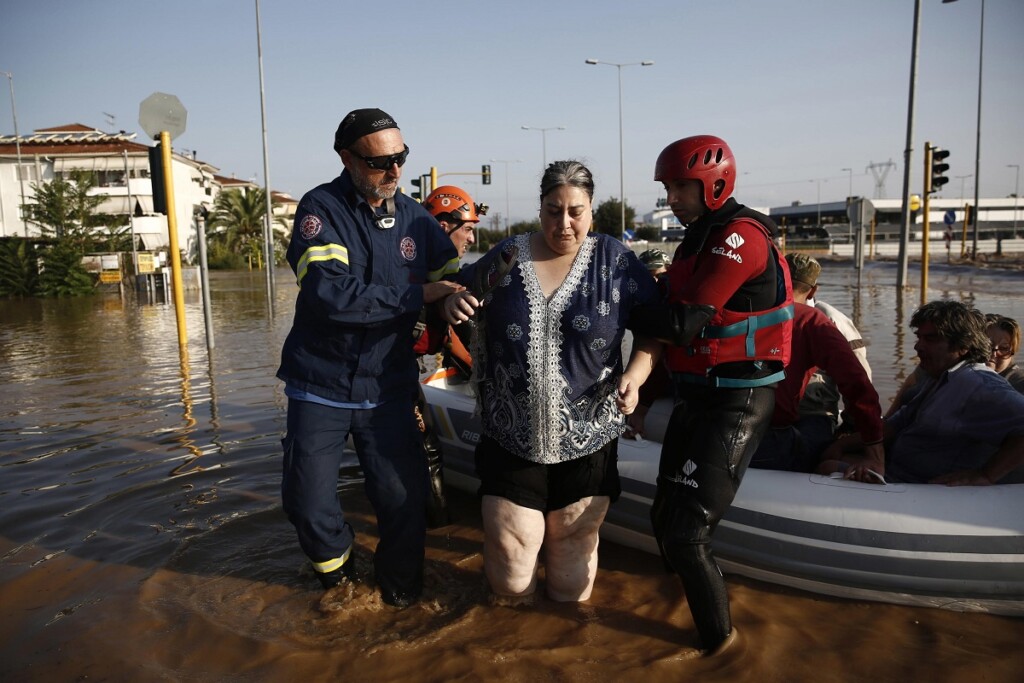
left=423, top=185, right=480, bottom=225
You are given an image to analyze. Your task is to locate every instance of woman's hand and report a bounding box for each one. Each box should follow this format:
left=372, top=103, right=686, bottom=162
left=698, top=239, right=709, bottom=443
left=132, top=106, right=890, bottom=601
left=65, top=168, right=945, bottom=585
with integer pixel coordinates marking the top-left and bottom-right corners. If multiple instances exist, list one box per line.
left=442, top=291, right=481, bottom=325
left=616, top=375, right=641, bottom=416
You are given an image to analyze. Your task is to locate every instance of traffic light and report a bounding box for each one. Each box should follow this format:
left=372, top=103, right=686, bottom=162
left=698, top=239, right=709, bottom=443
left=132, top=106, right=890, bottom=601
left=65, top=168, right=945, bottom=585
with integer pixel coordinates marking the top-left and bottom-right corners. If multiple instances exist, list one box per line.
left=411, top=176, right=423, bottom=201
left=482, top=164, right=492, bottom=185
left=927, top=145, right=950, bottom=195
left=148, top=142, right=168, bottom=214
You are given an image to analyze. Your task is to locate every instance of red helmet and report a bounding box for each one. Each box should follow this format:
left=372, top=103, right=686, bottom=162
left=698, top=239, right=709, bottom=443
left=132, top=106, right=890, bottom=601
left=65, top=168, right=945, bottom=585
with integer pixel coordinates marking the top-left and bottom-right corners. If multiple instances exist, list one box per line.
left=423, top=185, right=480, bottom=224
left=654, top=135, right=736, bottom=210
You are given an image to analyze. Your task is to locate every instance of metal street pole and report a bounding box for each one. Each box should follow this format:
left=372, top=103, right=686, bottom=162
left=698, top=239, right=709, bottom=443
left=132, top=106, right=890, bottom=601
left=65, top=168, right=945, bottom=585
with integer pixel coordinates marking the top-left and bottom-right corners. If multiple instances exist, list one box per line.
left=955, top=174, right=972, bottom=201
left=585, top=58, right=654, bottom=241
left=1009, top=164, right=1020, bottom=235
left=1, top=71, right=27, bottom=237
left=490, top=158, right=521, bottom=238
left=520, top=126, right=564, bottom=170
left=816, top=178, right=822, bottom=231
left=842, top=167, right=853, bottom=242
left=897, top=0, right=922, bottom=290
left=255, top=0, right=276, bottom=315
left=943, top=0, right=984, bottom=257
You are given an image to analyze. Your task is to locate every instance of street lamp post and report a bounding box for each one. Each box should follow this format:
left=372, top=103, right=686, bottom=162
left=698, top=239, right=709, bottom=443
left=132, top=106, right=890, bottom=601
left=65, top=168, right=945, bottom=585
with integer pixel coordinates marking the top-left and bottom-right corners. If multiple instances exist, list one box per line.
left=955, top=174, right=972, bottom=201
left=490, top=158, right=522, bottom=238
left=842, top=167, right=853, bottom=242
left=815, top=178, right=822, bottom=232
left=1009, top=164, right=1020, bottom=235
left=1, top=71, right=27, bottom=237
left=943, top=0, right=984, bottom=257
left=254, top=0, right=276, bottom=312
left=520, top=126, right=564, bottom=169
left=896, top=0, right=923, bottom=290
left=585, top=58, right=654, bottom=241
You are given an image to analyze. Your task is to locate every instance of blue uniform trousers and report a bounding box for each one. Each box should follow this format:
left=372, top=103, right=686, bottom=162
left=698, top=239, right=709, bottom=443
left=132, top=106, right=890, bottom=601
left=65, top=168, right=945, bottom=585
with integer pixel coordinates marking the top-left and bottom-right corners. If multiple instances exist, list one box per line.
left=281, top=395, right=427, bottom=597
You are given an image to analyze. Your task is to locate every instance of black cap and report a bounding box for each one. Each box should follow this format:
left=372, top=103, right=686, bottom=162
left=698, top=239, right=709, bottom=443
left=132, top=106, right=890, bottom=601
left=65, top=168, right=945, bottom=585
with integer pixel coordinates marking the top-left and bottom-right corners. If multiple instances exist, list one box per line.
left=333, top=108, right=399, bottom=152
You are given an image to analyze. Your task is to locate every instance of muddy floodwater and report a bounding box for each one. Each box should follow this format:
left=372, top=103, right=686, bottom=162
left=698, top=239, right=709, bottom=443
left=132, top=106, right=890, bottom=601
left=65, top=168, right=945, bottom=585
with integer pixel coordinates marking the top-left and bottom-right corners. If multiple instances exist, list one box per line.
left=1, top=262, right=1022, bottom=682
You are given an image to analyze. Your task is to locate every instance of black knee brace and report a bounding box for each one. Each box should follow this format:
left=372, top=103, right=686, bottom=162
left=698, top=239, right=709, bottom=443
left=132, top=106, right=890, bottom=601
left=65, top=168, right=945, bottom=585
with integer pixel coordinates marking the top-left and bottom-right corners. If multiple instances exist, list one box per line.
left=651, top=478, right=714, bottom=569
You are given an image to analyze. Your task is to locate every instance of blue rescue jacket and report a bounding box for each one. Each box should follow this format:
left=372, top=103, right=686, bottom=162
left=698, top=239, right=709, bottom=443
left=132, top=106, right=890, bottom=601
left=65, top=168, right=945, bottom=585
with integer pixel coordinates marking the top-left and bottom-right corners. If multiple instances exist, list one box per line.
left=276, top=170, right=460, bottom=404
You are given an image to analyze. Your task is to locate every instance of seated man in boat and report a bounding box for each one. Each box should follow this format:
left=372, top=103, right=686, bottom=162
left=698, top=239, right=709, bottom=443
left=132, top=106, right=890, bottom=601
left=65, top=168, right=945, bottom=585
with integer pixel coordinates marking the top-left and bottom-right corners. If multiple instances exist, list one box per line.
left=749, top=254, right=883, bottom=471
left=412, top=185, right=486, bottom=526
left=790, top=254, right=874, bottom=441
left=819, top=300, right=1024, bottom=486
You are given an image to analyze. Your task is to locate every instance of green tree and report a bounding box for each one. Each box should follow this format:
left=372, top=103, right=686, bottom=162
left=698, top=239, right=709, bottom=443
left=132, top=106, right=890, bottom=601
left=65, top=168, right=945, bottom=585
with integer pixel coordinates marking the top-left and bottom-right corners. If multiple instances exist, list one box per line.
left=207, top=188, right=287, bottom=269
left=24, top=170, right=108, bottom=251
left=19, top=171, right=113, bottom=297
left=592, top=196, right=636, bottom=238
left=94, top=214, right=133, bottom=252
left=509, top=218, right=540, bottom=235
left=37, top=240, right=95, bottom=296
left=0, top=237, right=40, bottom=297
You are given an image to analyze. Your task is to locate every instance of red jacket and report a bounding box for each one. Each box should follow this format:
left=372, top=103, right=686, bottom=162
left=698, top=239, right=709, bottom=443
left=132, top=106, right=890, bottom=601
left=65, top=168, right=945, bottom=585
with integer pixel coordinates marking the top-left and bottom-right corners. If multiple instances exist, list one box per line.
left=665, top=217, right=793, bottom=384
left=773, top=302, right=883, bottom=442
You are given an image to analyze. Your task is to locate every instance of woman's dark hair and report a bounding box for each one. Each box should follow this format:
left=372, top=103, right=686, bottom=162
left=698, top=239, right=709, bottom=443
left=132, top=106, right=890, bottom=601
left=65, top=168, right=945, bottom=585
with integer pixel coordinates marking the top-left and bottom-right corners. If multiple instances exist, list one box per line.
left=986, top=314, right=1021, bottom=356
left=911, top=300, right=991, bottom=364
left=539, top=160, right=594, bottom=203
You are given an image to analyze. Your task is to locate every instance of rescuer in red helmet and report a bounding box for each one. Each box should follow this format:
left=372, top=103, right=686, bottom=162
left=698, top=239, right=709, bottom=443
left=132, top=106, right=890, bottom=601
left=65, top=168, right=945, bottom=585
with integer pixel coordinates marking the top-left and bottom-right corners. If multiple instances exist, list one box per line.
left=630, top=135, right=794, bottom=655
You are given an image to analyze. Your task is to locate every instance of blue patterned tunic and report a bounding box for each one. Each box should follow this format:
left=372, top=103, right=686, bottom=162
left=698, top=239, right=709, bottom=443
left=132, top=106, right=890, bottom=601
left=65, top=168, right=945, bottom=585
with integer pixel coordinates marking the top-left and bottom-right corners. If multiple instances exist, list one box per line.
left=459, top=233, right=657, bottom=464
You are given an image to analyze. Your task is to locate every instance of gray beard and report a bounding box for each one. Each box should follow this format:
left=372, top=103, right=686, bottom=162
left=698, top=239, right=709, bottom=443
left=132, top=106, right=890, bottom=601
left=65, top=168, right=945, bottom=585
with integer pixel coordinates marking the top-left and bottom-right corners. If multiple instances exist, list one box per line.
left=353, top=173, right=397, bottom=202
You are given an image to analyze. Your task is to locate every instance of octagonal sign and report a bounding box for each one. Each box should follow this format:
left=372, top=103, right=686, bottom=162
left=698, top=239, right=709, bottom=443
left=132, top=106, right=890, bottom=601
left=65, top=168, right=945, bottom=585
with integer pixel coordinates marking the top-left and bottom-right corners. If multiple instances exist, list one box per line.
left=139, top=92, right=187, bottom=141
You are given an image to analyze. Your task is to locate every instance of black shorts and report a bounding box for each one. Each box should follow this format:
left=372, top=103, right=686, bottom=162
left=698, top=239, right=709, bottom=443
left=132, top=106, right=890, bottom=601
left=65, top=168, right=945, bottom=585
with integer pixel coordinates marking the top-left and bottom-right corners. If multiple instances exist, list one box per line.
left=474, top=435, right=621, bottom=513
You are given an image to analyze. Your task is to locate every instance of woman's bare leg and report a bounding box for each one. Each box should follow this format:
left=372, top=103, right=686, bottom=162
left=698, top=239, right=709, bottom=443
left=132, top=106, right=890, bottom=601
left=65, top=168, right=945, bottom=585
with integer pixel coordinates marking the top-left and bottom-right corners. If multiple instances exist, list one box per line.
left=481, top=495, right=545, bottom=598
left=543, top=496, right=610, bottom=601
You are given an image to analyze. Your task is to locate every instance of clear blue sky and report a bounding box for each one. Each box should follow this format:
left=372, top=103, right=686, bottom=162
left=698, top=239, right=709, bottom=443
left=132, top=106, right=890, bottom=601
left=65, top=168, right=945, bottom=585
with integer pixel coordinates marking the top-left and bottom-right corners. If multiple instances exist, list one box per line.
left=2, top=0, right=1022, bottom=225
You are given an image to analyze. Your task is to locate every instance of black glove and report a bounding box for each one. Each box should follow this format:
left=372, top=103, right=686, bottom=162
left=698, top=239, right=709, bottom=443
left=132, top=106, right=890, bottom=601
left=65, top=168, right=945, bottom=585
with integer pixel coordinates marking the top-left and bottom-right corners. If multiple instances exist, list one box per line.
left=628, top=302, right=716, bottom=346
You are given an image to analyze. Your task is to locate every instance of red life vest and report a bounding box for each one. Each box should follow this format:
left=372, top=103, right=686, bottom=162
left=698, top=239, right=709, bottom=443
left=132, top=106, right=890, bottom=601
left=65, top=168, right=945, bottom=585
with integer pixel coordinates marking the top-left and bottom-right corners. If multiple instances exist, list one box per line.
left=665, top=218, right=793, bottom=387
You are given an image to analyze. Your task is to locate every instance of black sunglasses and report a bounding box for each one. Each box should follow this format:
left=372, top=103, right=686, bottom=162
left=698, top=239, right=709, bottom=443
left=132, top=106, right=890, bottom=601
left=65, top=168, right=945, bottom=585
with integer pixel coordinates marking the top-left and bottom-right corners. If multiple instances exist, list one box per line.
left=351, top=144, right=410, bottom=170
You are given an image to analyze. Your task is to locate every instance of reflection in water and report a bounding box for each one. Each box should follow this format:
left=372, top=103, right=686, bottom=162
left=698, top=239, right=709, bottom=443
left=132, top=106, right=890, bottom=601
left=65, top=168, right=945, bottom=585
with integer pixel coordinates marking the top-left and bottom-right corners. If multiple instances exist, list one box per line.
left=1, top=265, right=1023, bottom=681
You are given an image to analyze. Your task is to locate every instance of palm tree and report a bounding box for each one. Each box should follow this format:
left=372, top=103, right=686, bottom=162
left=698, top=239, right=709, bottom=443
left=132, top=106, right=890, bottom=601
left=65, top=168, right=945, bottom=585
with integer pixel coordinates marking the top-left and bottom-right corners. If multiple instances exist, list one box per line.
left=207, top=188, right=287, bottom=269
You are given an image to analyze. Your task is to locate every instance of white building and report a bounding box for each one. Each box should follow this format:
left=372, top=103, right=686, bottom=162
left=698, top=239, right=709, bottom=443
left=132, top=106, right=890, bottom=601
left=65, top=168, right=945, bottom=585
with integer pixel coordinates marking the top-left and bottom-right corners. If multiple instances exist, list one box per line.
left=0, top=123, right=221, bottom=256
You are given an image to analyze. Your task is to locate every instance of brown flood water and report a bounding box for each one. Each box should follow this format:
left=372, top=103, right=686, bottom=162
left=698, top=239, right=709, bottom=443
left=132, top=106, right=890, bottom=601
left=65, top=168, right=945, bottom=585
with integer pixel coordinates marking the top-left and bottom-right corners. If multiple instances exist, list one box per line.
left=1, top=262, right=1022, bottom=682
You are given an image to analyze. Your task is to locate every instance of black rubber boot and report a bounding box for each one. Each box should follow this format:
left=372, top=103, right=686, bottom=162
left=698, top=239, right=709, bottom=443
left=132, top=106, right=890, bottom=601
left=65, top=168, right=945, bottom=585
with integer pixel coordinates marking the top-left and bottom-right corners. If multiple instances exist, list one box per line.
left=416, top=391, right=450, bottom=528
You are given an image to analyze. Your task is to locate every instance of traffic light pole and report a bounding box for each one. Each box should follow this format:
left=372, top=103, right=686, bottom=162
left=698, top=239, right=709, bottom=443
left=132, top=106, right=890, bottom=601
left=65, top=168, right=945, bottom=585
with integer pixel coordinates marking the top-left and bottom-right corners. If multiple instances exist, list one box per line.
left=921, top=144, right=932, bottom=306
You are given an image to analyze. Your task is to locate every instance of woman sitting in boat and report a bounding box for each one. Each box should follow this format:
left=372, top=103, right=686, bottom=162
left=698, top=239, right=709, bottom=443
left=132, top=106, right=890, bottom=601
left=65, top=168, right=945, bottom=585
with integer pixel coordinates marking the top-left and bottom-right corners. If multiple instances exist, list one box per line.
left=440, top=160, right=661, bottom=603
left=985, top=314, right=1024, bottom=393
left=819, top=300, right=1024, bottom=486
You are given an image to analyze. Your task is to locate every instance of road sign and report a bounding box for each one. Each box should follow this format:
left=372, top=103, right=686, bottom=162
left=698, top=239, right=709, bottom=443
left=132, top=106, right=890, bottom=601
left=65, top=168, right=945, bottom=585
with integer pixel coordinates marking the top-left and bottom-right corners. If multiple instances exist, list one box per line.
left=846, top=198, right=876, bottom=226
left=943, top=210, right=956, bottom=226
left=139, top=92, right=187, bottom=141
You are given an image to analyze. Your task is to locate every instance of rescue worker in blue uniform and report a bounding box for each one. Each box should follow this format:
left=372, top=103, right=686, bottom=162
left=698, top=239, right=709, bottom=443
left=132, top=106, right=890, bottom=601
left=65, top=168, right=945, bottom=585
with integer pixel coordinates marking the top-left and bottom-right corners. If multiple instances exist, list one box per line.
left=277, top=108, right=462, bottom=607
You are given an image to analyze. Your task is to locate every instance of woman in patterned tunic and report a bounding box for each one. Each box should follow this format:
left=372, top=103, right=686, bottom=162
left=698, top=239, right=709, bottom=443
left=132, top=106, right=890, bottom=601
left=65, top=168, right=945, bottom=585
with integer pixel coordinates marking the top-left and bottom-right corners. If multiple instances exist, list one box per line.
left=442, top=160, right=661, bottom=602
